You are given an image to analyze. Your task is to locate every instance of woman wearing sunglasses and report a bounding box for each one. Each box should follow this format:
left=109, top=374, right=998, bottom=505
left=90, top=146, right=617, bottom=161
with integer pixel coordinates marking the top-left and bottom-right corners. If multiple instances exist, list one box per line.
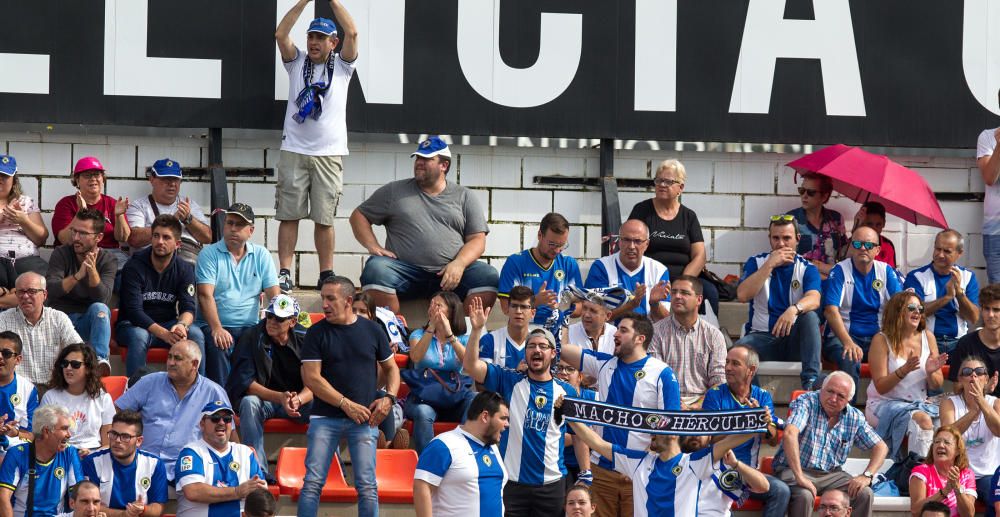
left=40, top=343, right=114, bottom=457
left=785, top=173, right=847, bottom=277
left=865, top=292, right=947, bottom=463
left=909, top=426, right=977, bottom=517
left=940, top=355, right=1000, bottom=503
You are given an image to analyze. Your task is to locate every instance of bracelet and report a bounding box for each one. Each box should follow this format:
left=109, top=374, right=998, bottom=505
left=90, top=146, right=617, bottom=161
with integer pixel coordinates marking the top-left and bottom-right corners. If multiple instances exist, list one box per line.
left=895, top=369, right=905, bottom=379
left=338, top=396, right=346, bottom=408
left=445, top=334, right=455, bottom=341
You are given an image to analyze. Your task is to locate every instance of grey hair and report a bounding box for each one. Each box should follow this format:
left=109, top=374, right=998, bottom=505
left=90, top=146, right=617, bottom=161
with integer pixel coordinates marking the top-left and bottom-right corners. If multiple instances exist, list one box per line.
left=176, top=339, right=202, bottom=363
left=824, top=489, right=851, bottom=509
left=32, top=404, right=71, bottom=435
left=655, top=159, right=687, bottom=184
left=936, top=229, right=965, bottom=253
left=15, top=272, right=45, bottom=290
left=730, top=343, right=760, bottom=369
left=822, top=371, right=856, bottom=400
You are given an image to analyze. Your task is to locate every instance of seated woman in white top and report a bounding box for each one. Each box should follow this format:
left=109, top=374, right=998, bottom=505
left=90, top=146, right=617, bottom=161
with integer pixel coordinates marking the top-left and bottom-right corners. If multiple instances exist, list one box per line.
left=866, top=292, right=947, bottom=461
left=940, top=355, right=1000, bottom=505
left=40, top=343, right=115, bottom=457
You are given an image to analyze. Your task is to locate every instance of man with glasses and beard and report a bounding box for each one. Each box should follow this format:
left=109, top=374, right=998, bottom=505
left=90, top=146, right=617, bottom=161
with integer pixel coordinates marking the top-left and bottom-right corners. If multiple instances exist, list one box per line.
left=0, top=331, right=37, bottom=458
left=81, top=410, right=168, bottom=517
left=175, top=401, right=266, bottom=516
left=413, top=391, right=510, bottom=517
left=465, top=302, right=575, bottom=516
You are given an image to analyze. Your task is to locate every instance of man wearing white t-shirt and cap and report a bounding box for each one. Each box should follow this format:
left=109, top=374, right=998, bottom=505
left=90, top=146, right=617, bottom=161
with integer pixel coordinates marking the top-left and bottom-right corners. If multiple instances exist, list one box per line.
left=125, top=159, right=211, bottom=265
left=274, top=0, right=358, bottom=292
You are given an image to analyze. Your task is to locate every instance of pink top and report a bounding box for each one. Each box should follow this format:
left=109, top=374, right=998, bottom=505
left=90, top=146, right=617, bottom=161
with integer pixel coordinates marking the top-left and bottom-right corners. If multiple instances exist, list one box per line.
left=910, top=463, right=977, bottom=516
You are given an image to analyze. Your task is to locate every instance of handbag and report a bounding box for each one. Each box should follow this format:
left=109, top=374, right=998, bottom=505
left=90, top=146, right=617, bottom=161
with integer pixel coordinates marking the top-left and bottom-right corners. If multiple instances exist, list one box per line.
left=701, top=268, right=738, bottom=302
left=400, top=367, right=472, bottom=410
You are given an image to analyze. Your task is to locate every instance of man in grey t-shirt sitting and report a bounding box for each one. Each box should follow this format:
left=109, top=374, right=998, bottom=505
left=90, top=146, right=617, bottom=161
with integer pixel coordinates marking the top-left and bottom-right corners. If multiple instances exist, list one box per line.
left=350, top=136, right=498, bottom=313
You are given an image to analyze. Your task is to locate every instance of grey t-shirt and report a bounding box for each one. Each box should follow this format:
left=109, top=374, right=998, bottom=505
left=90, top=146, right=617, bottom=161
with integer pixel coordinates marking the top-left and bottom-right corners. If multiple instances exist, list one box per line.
left=358, top=179, right=488, bottom=271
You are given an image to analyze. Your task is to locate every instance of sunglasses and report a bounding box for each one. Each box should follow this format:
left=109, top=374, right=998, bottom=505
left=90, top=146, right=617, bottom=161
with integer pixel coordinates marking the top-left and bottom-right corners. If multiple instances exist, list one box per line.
left=266, top=314, right=293, bottom=323
left=797, top=187, right=821, bottom=197
left=959, top=367, right=988, bottom=377
left=770, top=214, right=795, bottom=222
left=905, top=303, right=924, bottom=313
left=60, top=360, right=84, bottom=369
left=850, top=240, right=877, bottom=250
left=0, top=349, right=18, bottom=360
left=208, top=415, right=234, bottom=424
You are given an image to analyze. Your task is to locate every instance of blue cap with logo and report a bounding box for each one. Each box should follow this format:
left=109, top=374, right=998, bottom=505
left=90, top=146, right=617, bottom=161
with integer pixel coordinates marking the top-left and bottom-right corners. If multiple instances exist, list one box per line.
left=308, top=17, right=338, bottom=36
left=411, top=136, right=451, bottom=159
left=0, top=155, right=16, bottom=176
left=151, top=158, right=182, bottom=178
left=201, top=400, right=234, bottom=417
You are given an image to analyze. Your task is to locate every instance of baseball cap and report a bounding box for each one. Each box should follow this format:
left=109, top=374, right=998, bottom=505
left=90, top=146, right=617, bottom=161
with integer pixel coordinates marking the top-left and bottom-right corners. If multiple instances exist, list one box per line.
left=225, top=203, right=255, bottom=224
left=411, top=136, right=451, bottom=159
left=151, top=158, right=183, bottom=178
left=266, top=294, right=300, bottom=319
left=73, top=156, right=105, bottom=174
left=308, top=18, right=338, bottom=36
left=0, top=155, right=17, bottom=176
left=201, top=400, right=234, bottom=417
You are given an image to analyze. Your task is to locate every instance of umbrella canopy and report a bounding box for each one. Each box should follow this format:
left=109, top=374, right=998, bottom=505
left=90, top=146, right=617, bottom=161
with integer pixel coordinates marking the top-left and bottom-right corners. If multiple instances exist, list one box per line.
left=786, top=144, right=948, bottom=229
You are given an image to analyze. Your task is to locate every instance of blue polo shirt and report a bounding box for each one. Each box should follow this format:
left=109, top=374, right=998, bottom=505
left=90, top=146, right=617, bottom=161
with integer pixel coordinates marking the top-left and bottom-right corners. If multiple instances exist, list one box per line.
left=114, top=372, right=230, bottom=480
left=195, top=241, right=278, bottom=328
left=701, top=384, right=776, bottom=468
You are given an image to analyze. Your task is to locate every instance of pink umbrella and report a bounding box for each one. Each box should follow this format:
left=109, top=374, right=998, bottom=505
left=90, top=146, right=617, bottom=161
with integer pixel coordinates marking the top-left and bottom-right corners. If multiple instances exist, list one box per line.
left=786, top=144, right=948, bottom=229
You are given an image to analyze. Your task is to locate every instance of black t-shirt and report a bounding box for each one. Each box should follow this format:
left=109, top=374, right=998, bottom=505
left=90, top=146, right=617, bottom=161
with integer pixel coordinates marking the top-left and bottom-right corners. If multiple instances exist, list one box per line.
left=627, top=199, right=704, bottom=279
left=947, top=330, right=1000, bottom=397
left=269, top=342, right=305, bottom=394
left=301, top=317, right=393, bottom=418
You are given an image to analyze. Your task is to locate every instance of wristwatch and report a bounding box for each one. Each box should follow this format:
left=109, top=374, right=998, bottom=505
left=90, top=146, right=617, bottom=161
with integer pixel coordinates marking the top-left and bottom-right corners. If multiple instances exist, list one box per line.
left=182, top=213, right=193, bottom=225
left=863, top=471, right=874, bottom=479
left=385, top=393, right=398, bottom=404
left=794, top=303, right=804, bottom=315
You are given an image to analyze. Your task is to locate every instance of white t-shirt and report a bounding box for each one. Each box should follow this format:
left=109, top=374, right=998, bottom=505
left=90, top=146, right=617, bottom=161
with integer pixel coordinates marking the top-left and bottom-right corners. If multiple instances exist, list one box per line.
left=280, top=49, right=356, bottom=157
left=40, top=389, right=115, bottom=449
left=125, top=195, right=209, bottom=246
left=976, top=128, right=1000, bottom=235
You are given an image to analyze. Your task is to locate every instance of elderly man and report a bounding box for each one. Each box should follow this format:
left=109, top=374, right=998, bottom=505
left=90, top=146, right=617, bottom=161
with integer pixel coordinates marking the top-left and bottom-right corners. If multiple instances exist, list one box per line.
left=0, top=331, right=37, bottom=455
left=126, top=158, right=211, bottom=264
left=823, top=226, right=902, bottom=392
left=736, top=215, right=823, bottom=390
left=64, top=480, right=104, bottom=517
left=114, top=340, right=229, bottom=482
left=175, top=401, right=267, bottom=516
left=819, top=489, right=853, bottom=517
left=476, top=285, right=534, bottom=369
left=585, top=219, right=670, bottom=321
left=703, top=344, right=787, bottom=517
left=0, top=404, right=83, bottom=517
left=0, top=273, right=82, bottom=385
left=196, top=203, right=280, bottom=385
left=649, top=275, right=726, bottom=408
left=904, top=229, right=980, bottom=353
left=82, top=410, right=167, bottom=517
left=351, top=136, right=498, bottom=313
left=774, top=372, right=887, bottom=517
left=226, top=294, right=312, bottom=483
left=565, top=293, right=616, bottom=355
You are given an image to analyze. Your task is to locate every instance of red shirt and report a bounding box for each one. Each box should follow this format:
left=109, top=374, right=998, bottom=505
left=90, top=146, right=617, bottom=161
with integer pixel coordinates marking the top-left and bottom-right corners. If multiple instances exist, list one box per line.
left=876, top=235, right=896, bottom=269
left=52, top=194, right=120, bottom=249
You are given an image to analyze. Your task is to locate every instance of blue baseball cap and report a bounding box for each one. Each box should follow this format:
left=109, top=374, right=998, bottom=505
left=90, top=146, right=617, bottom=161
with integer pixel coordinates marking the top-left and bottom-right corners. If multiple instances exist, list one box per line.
left=411, top=136, right=451, bottom=159
left=201, top=400, right=234, bottom=417
left=151, top=158, right=182, bottom=178
left=0, top=155, right=16, bottom=176
left=308, top=18, right=338, bottom=36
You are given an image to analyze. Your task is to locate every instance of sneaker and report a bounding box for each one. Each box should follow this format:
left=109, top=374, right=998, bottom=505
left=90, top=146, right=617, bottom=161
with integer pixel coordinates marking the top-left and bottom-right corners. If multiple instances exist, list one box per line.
left=377, top=430, right=388, bottom=449
left=97, top=359, right=112, bottom=378
left=316, top=270, right=335, bottom=290
left=278, top=271, right=294, bottom=293
left=390, top=428, right=410, bottom=450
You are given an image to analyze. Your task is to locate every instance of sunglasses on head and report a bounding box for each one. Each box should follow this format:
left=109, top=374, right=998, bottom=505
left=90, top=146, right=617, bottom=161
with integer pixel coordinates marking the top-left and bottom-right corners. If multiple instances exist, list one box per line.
left=797, top=187, right=820, bottom=197
left=60, top=360, right=84, bottom=369
left=850, top=240, right=877, bottom=250
left=770, top=214, right=795, bottom=222
left=208, top=414, right=234, bottom=424
left=0, top=349, right=18, bottom=360
left=960, top=367, right=988, bottom=377
left=905, top=303, right=924, bottom=313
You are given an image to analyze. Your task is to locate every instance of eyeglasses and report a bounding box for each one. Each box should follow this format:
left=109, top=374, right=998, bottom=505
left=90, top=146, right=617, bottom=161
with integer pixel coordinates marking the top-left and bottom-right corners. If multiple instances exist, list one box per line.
left=797, top=187, right=821, bottom=197
left=905, top=303, right=924, bottom=313
left=542, top=239, right=569, bottom=251
left=959, top=366, right=988, bottom=377
left=509, top=303, right=534, bottom=312
left=76, top=171, right=103, bottom=180
left=208, top=415, right=234, bottom=424
left=60, top=360, right=84, bottom=369
left=266, top=314, right=293, bottom=323
left=619, top=237, right=648, bottom=247
left=525, top=343, right=553, bottom=351
left=0, top=349, right=18, bottom=360
left=769, top=214, right=795, bottom=222
left=15, top=288, right=44, bottom=297
left=850, top=240, right=877, bottom=250
left=932, top=437, right=955, bottom=446
left=553, top=365, right=577, bottom=374
left=818, top=504, right=846, bottom=514
left=107, top=430, right=138, bottom=442
left=69, top=229, right=100, bottom=238
left=653, top=178, right=682, bottom=187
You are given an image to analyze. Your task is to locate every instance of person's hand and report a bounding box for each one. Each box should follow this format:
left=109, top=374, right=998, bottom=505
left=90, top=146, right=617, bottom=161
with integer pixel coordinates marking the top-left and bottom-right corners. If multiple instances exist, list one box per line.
left=342, top=398, right=372, bottom=425
left=990, top=372, right=1000, bottom=394
left=900, top=354, right=922, bottom=376
left=994, top=127, right=1000, bottom=142
left=115, top=196, right=129, bottom=217
left=554, top=394, right=565, bottom=409
left=75, top=190, right=88, bottom=211
left=766, top=247, right=797, bottom=269
left=0, top=416, right=17, bottom=438
left=437, top=260, right=465, bottom=291
left=365, top=243, right=397, bottom=259
left=236, top=476, right=268, bottom=498
left=283, top=392, right=302, bottom=417
left=155, top=326, right=182, bottom=346
left=535, top=281, right=558, bottom=309
left=469, top=297, right=491, bottom=331
left=169, top=323, right=189, bottom=340
left=771, top=307, right=798, bottom=337
left=124, top=499, right=145, bottom=517
left=853, top=206, right=868, bottom=230
left=795, top=475, right=818, bottom=500
left=368, top=397, right=392, bottom=427
left=77, top=448, right=92, bottom=458
left=946, top=465, right=962, bottom=493
left=648, top=280, right=670, bottom=304
left=847, top=474, right=871, bottom=498
left=723, top=449, right=739, bottom=468
left=925, top=353, right=949, bottom=374
left=629, top=283, right=648, bottom=309
left=516, top=359, right=528, bottom=373
left=212, top=327, right=234, bottom=350
left=436, top=308, right=453, bottom=340
left=842, top=339, right=864, bottom=363
left=175, top=197, right=192, bottom=223
left=3, top=200, right=27, bottom=226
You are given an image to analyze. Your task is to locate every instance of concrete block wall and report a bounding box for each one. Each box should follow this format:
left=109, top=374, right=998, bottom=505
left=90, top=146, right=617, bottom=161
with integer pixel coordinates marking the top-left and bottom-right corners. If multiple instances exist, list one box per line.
left=0, top=130, right=985, bottom=288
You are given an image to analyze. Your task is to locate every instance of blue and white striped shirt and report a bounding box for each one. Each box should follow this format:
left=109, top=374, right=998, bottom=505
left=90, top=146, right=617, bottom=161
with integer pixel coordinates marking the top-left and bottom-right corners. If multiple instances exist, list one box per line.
left=82, top=449, right=168, bottom=510
left=904, top=264, right=980, bottom=340
left=413, top=427, right=507, bottom=517
left=741, top=253, right=820, bottom=334
left=822, top=259, right=902, bottom=338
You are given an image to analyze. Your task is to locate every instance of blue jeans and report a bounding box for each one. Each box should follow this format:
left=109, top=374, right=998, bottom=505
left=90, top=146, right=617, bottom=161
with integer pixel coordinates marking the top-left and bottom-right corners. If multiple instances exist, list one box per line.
left=738, top=311, right=822, bottom=389
left=360, top=255, right=499, bottom=300
left=116, top=319, right=206, bottom=376
left=823, top=333, right=874, bottom=402
left=749, top=474, right=791, bottom=517
left=985, top=234, right=1000, bottom=284
left=298, top=416, right=378, bottom=517
left=200, top=324, right=251, bottom=386
left=67, top=303, right=111, bottom=360
left=403, top=391, right=476, bottom=453
left=238, top=395, right=311, bottom=477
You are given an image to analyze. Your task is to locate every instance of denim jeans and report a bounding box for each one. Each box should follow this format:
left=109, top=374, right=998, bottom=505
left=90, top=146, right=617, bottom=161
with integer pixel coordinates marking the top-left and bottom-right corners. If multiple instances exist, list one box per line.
left=238, top=395, right=311, bottom=477
left=360, top=255, right=499, bottom=300
left=67, top=302, right=111, bottom=359
left=737, top=311, right=822, bottom=389
left=749, top=474, right=791, bottom=517
left=298, top=416, right=379, bottom=517
left=199, top=324, right=251, bottom=386
left=403, top=390, right=476, bottom=453
left=823, top=333, right=874, bottom=402
left=116, top=319, right=206, bottom=376
left=984, top=234, right=1000, bottom=284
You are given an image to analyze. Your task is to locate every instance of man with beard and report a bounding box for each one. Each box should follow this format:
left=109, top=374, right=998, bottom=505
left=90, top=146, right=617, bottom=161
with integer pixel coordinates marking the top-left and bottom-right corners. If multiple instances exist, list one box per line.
left=126, top=159, right=211, bottom=264
left=0, top=404, right=83, bottom=517
left=465, top=301, right=575, bottom=516
left=562, top=398, right=769, bottom=517
left=413, top=391, right=510, bottom=517
left=560, top=312, right=681, bottom=517
left=0, top=331, right=38, bottom=456
left=351, top=136, right=498, bottom=314
left=45, top=208, right=117, bottom=376
left=476, top=285, right=535, bottom=369
left=585, top=219, right=671, bottom=322
left=81, top=411, right=168, bottom=517
left=117, top=214, right=204, bottom=376
left=702, top=345, right=787, bottom=517
left=175, top=401, right=267, bottom=516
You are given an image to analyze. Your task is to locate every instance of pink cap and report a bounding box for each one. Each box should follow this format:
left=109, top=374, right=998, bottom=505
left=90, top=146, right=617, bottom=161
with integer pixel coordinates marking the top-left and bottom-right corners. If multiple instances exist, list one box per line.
left=73, top=156, right=105, bottom=174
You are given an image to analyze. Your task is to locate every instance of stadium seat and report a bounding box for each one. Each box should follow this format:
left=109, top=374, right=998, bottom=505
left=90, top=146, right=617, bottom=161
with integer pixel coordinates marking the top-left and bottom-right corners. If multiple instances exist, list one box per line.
left=310, top=313, right=324, bottom=324
left=394, top=354, right=408, bottom=369
left=789, top=390, right=807, bottom=402
left=375, top=449, right=418, bottom=503
left=860, top=363, right=871, bottom=378
left=397, top=382, right=409, bottom=400
left=119, top=347, right=169, bottom=365
left=402, top=420, right=459, bottom=436
left=101, top=376, right=128, bottom=402
left=109, top=308, right=119, bottom=355
left=277, top=447, right=354, bottom=501
left=263, top=419, right=309, bottom=434
left=760, top=456, right=773, bottom=474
